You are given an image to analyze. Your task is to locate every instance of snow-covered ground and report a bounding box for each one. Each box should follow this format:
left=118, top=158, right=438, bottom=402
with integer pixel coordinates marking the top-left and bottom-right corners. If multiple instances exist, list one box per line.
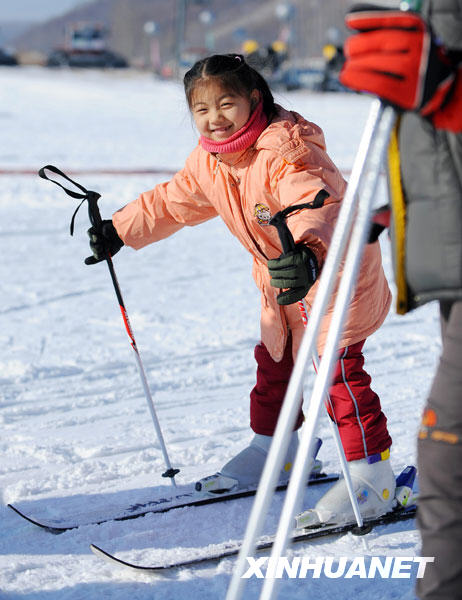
left=0, top=66, right=440, bottom=600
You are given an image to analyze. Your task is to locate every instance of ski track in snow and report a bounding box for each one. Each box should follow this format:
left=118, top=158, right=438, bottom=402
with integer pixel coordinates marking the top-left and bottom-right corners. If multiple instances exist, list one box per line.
left=0, top=67, right=439, bottom=599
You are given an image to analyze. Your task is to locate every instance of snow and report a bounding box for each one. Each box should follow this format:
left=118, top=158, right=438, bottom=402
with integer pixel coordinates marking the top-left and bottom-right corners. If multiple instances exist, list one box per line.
left=0, top=66, right=440, bottom=600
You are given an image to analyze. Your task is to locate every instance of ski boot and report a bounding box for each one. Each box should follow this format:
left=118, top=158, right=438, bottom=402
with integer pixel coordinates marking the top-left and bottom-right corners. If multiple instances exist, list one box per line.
left=394, top=465, right=417, bottom=507
left=296, top=450, right=396, bottom=528
left=195, top=434, right=323, bottom=494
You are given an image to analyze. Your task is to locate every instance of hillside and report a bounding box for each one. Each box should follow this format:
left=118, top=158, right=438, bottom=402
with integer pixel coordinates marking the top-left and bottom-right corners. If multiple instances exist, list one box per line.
left=8, top=0, right=356, bottom=68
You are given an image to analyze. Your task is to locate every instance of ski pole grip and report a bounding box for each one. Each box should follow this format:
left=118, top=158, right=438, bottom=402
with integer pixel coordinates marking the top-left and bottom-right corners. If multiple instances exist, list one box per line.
left=86, top=191, right=103, bottom=231
left=268, top=191, right=330, bottom=255
left=269, top=211, right=296, bottom=255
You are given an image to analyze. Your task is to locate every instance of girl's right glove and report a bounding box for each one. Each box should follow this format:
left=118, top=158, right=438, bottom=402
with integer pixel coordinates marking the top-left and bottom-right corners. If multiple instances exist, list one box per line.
left=268, top=244, right=318, bottom=305
left=85, top=219, right=124, bottom=265
left=339, top=6, right=462, bottom=132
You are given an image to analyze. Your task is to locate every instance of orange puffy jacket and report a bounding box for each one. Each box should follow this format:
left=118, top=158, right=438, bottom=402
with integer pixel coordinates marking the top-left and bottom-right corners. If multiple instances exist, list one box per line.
left=113, top=106, right=391, bottom=361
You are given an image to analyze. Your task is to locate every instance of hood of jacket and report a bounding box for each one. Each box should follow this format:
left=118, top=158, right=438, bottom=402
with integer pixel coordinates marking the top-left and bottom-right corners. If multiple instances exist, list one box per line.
left=256, top=105, right=328, bottom=161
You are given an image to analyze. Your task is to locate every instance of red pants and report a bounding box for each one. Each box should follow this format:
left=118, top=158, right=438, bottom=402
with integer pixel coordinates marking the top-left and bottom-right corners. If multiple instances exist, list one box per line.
left=250, top=338, right=391, bottom=461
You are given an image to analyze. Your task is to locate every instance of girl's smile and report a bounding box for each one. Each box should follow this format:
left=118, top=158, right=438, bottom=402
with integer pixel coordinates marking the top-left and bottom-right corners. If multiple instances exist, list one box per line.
left=191, top=81, right=259, bottom=141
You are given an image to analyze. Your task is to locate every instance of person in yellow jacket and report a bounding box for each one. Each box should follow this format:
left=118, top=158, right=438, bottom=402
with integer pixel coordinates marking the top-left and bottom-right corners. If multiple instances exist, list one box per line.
left=86, top=53, right=395, bottom=524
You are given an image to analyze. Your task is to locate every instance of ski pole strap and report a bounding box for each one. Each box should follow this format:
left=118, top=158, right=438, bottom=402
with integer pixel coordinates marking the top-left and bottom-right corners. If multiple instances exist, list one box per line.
left=269, top=188, right=329, bottom=254
left=38, top=164, right=102, bottom=235
left=276, top=188, right=329, bottom=219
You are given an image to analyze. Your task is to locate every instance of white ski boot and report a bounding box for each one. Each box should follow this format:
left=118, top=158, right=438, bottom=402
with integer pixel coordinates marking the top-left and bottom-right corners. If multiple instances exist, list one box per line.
left=196, top=434, right=323, bottom=494
left=296, top=452, right=396, bottom=528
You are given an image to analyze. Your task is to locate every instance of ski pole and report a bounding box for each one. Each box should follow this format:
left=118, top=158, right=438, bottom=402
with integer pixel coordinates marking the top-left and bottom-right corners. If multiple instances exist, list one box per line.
left=259, top=102, right=396, bottom=600
left=269, top=206, right=367, bottom=534
left=225, top=99, right=395, bottom=600
left=38, top=165, right=180, bottom=486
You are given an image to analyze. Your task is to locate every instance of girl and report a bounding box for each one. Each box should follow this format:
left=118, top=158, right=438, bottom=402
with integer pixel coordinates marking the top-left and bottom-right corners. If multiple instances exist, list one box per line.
left=87, top=54, right=395, bottom=525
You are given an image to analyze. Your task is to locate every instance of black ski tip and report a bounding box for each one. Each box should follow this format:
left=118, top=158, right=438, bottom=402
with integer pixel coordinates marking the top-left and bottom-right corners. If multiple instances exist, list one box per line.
left=7, top=503, right=70, bottom=534
left=90, top=544, right=169, bottom=572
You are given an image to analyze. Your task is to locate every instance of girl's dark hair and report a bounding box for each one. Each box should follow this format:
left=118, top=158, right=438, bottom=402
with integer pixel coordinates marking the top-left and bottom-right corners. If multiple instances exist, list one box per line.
left=184, top=54, right=276, bottom=120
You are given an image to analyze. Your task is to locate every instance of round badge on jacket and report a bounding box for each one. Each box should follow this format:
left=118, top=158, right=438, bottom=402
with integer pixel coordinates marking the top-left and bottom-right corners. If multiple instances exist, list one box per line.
left=254, top=203, right=272, bottom=226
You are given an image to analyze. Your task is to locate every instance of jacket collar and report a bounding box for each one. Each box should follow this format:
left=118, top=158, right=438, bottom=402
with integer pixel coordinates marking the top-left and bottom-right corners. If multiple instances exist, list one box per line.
left=202, top=105, right=327, bottom=167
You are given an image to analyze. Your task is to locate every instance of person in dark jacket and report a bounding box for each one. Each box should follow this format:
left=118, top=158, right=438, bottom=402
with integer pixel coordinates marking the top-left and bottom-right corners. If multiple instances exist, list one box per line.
left=339, top=2, right=462, bottom=599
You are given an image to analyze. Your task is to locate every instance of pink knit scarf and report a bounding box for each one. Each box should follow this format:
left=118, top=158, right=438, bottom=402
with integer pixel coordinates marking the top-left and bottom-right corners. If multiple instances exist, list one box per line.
left=199, top=100, right=267, bottom=154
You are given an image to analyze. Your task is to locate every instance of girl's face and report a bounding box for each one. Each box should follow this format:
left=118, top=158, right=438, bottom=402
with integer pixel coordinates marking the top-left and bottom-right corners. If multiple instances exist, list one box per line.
left=191, top=80, right=259, bottom=141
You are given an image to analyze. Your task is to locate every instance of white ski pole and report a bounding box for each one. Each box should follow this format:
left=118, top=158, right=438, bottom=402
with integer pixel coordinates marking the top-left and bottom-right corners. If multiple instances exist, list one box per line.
left=269, top=208, right=367, bottom=536
left=38, top=165, right=180, bottom=487
left=225, top=99, right=393, bottom=600
left=259, top=102, right=396, bottom=600
left=307, top=310, right=368, bottom=545
left=305, top=309, right=368, bottom=548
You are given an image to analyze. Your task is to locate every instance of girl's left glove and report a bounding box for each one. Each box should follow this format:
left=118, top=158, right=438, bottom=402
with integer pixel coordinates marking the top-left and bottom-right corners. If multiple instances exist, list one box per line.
left=268, top=244, right=318, bottom=305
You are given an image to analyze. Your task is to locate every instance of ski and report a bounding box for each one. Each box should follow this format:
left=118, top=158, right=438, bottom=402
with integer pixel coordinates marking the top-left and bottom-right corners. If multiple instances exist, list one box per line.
left=7, top=472, right=338, bottom=534
left=90, top=504, right=417, bottom=573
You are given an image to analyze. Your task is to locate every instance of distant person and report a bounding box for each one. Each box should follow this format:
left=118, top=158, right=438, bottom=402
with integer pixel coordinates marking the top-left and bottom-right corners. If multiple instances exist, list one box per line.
left=266, top=41, right=288, bottom=74
left=321, top=43, right=345, bottom=91
left=85, top=53, right=396, bottom=525
left=241, top=39, right=266, bottom=72
left=340, top=3, right=462, bottom=599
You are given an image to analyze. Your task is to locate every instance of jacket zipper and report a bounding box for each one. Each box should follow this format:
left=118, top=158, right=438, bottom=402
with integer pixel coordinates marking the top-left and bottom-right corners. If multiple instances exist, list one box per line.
left=216, top=154, right=268, bottom=261
left=230, top=171, right=268, bottom=261
left=214, top=156, right=221, bottom=176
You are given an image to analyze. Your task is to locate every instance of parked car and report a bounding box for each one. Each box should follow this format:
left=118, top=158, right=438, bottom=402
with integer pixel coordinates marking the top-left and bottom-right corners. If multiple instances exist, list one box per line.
left=276, top=64, right=350, bottom=93
left=0, top=47, right=18, bottom=66
left=277, top=66, right=325, bottom=92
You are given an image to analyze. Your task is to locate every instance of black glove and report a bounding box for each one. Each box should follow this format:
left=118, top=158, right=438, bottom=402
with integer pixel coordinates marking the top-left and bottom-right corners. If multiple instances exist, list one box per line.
left=268, top=244, right=318, bottom=305
left=85, top=219, right=124, bottom=265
